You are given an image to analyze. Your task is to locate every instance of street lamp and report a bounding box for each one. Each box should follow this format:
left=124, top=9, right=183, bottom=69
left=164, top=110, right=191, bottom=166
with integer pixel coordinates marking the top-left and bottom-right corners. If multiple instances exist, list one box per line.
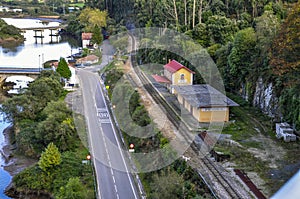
left=38, top=54, right=41, bottom=72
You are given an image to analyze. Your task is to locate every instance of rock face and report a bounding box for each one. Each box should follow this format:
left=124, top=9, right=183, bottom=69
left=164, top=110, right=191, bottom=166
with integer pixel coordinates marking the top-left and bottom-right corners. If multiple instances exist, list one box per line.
left=253, top=77, right=279, bottom=118
left=239, top=77, right=280, bottom=119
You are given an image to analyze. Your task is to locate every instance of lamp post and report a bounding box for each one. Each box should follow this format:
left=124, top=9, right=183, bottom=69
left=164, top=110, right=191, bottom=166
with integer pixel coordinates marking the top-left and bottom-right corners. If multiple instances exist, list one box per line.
left=42, top=53, right=44, bottom=70
left=38, top=54, right=41, bottom=72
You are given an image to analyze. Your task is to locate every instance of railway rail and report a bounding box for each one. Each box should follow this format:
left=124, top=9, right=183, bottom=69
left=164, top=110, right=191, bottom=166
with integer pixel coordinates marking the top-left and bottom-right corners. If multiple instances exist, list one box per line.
left=128, top=33, right=244, bottom=199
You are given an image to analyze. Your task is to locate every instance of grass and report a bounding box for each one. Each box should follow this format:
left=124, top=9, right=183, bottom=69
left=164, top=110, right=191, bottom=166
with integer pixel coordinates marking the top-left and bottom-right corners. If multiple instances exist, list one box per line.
left=69, top=3, right=85, bottom=8
left=215, top=93, right=300, bottom=196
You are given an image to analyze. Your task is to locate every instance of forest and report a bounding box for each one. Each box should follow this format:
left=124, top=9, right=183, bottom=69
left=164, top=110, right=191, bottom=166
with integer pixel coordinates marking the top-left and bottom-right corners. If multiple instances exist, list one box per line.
left=82, top=0, right=300, bottom=129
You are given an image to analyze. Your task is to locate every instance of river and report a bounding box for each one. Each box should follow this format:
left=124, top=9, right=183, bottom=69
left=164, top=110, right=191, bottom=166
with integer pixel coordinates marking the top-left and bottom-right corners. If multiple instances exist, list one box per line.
left=1, top=18, right=80, bottom=68
left=0, top=17, right=80, bottom=198
left=0, top=113, right=11, bottom=199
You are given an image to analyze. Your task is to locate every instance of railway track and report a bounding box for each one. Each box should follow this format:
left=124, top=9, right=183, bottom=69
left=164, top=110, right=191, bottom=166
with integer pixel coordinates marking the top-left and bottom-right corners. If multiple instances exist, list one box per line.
left=128, top=33, right=243, bottom=199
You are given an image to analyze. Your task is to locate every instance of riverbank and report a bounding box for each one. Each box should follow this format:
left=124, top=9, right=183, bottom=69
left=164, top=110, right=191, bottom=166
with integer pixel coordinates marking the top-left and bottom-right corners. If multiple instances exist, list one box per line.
left=1, top=125, right=37, bottom=198
left=2, top=125, right=36, bottom=175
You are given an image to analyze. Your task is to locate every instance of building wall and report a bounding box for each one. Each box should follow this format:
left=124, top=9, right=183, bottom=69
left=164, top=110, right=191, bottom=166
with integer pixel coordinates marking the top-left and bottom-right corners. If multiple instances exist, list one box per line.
left=176, top=93, right=230, bottom=122
left=184, top=100, right=191, bottom=112
left=199, top=107, right=229, bottom=122
left=178, top=94, right=183, bottom=104
left=172, top=68, right=193, bottom=86
left=164, top=68, right=172, bottom=81
left=193, top=106, right=200, bottom=120
left=82, top=39, right=90, bottom=48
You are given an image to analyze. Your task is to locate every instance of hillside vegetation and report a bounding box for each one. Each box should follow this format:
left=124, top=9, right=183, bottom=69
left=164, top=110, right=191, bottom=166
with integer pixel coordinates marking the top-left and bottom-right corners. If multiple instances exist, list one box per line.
left=0, top=18, right=24, bottom=43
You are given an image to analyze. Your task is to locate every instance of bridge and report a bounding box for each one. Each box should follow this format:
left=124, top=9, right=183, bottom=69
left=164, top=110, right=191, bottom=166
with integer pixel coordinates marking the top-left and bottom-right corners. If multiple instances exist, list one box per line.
left=20, top=26, right=62, bottom=31
left=19, top=22, right=63, bottom=44
left=0, top=67, right=47, bottom=85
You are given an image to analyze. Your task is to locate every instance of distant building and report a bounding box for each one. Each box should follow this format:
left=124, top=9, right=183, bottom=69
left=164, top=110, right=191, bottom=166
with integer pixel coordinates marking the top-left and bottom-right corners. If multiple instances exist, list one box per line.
left=81, top=33, right=93, bottom=48
left=173, top=84, right=239, bottom=122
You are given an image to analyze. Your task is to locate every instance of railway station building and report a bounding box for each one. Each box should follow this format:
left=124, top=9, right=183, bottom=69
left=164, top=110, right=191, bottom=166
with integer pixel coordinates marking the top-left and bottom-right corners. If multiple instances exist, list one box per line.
left=163, top=60, right=195, bottom=93
left=173, top=84, right=239, bottom=122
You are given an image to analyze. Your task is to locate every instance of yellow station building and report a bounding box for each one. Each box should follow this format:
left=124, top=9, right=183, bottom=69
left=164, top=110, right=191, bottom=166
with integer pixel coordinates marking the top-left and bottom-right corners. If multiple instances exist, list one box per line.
left=173, top=84, right=239, bottom=122
left=152, top=60, right=238, bottom=123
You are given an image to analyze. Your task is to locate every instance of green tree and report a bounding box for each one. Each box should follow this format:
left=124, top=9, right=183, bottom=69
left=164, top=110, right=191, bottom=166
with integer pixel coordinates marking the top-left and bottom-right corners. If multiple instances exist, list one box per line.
left=1, top=94, right=37, bottom=123
left=57, top=57, right=71, bottom=79
left=36, top=100, right=76, bottom=151
left=56, top=177, right=89, bottom=199
left=38, top=142, right=62, bottom=175
left=228, top=27, right=256, bottom=87
left=254, top=10, right=280, bottom=74
left=27, top=76, right=64, bottom=110
left=206, top=15, right=238, bottom=45
left=91, top=25, right=103, bottom=45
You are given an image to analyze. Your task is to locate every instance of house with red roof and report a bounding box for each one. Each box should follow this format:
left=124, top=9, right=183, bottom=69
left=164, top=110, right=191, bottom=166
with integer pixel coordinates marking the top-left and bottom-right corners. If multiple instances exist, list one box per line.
left=163, top=60, right=195, bottom=93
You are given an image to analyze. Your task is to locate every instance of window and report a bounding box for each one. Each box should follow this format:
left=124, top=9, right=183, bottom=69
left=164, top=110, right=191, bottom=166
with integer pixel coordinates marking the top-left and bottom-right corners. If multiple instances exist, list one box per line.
left=179, top=74, right=186, bottom=83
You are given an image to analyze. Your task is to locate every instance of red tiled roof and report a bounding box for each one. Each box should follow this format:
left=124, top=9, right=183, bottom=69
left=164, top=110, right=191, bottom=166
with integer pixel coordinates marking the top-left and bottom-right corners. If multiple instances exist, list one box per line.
left=152, top=75, right=171, bottom=83
left=82, top=33, right=92, bottom=40
left=164, top=60, right=195, bottom=74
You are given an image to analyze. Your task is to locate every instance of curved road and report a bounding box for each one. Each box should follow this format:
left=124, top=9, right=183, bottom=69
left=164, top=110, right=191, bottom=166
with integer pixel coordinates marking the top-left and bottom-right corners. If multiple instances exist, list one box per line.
left=77, top=40, right=141, bottom=199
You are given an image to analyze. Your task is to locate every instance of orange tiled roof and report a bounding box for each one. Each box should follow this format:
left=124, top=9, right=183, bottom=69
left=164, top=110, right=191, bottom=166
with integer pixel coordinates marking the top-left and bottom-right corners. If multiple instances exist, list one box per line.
left=82, top=33, right=92, bottom=40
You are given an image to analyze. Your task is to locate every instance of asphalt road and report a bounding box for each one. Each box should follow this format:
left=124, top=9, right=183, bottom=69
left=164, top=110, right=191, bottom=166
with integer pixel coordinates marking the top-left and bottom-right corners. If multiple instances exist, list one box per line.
left=76, top=39, right=140, bottom=199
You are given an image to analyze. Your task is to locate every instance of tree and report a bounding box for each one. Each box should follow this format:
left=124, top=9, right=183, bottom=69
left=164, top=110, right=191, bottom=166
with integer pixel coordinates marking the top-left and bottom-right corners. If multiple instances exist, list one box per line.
left=38, top=142, right=62, bottom=175
left=206, top=15, right=238, bottom=45
left=228, top=27, right=256, bottom=87
left=253, top=10, right=280, bottom=73
left=78, top=7, right=107, bottom=32
left=57, top=57, right=71, bottom=79
left=269, top=1, right=300, bottom=87
left=36, top=100, right=76, bottom=151
left=56, top=177, right=89, bottom=199
left=27, top=76, right=64, bottom=110
left=0, top=95, right=37, bottom=123
left=269, top=2, right=300, bottom=128
left=91, top=25, right=103, bottom=45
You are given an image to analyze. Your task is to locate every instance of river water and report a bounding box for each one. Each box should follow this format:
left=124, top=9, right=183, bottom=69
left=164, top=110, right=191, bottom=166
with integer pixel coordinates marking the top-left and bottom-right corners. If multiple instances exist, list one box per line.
left=1, top=18, right=80, bottom=68
left=0, top=17, right=80, bottom=198
left=0, top=114, right=11, bottom=199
